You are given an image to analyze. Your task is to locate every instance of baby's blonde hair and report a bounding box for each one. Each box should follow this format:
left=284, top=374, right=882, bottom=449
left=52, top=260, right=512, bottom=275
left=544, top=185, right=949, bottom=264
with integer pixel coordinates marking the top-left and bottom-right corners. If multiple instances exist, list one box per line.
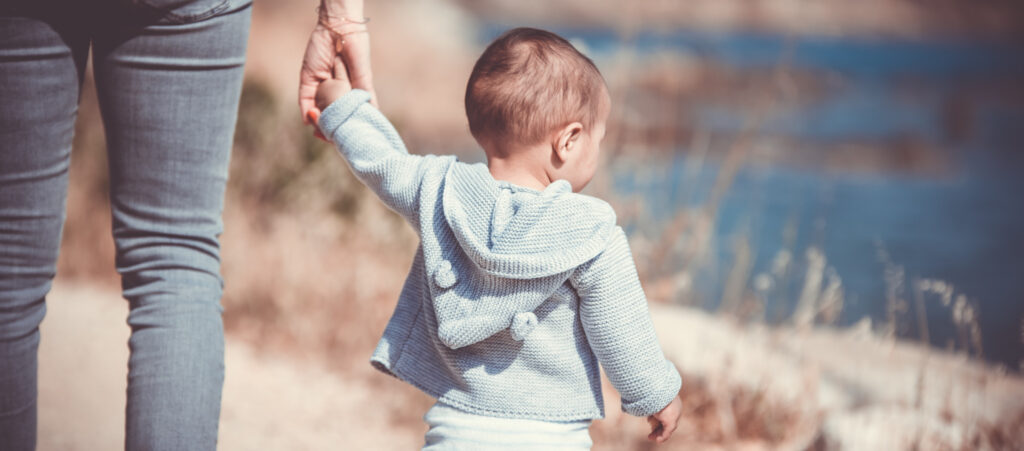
left=465, top=28, right=606, bottom=152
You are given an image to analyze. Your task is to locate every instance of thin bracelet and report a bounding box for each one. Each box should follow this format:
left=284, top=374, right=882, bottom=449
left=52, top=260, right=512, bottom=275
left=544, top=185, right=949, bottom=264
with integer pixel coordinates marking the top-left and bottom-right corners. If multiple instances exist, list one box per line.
left=315, top=5, right=369, bottom=25
left=315, top=5, right=369, bottom=50
left=328, top=29, right=367, bottom=52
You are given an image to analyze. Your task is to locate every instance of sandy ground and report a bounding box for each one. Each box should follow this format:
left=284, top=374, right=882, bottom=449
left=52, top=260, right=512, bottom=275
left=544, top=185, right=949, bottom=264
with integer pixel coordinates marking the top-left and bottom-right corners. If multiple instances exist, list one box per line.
left=37, top=282, right=424, bottom=450
left=37, top=281, right=1024, bottom=450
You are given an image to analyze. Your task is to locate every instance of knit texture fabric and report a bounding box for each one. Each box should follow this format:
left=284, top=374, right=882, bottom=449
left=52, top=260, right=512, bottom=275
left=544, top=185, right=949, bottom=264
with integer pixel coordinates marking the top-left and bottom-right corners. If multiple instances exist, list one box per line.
left=319, top=89, right=682, bottom=421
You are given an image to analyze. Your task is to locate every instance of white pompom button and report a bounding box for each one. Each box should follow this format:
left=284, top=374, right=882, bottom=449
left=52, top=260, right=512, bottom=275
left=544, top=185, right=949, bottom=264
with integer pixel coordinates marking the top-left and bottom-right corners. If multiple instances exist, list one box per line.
left=433, top=260, right=457, bottom=289
left=510, top=312, right=538, bottom=341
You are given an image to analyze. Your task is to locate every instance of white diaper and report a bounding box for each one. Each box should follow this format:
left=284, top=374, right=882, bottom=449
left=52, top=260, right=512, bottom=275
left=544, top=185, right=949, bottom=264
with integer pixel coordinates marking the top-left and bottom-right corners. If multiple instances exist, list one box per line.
left=422, top=401, right=593, bottom=450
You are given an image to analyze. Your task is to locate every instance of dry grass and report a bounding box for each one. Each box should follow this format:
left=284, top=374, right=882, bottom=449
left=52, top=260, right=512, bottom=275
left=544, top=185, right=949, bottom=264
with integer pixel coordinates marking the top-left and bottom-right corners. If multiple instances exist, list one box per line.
left=672, top=377, right=801, bottom=445
left=589, top=369, right=812, bottom=450
left=222, top=73, right=421, bottom=365
left=964, top=409, right=1024, bottom=451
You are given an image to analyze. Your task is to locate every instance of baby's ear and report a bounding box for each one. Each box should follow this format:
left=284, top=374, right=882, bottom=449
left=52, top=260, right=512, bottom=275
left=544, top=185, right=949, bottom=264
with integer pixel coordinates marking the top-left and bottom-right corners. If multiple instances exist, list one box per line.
left=553, top=122, right=584, bottom=162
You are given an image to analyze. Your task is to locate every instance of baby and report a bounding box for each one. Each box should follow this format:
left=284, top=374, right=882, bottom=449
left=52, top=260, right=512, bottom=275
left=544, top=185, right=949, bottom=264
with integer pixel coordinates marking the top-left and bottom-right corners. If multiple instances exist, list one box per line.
left=314, top=27, right=683, bottom=449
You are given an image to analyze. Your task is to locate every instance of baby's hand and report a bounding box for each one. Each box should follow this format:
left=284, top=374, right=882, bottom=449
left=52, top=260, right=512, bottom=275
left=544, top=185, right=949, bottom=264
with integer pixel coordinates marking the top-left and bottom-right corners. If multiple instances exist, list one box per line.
left=314, top=55, right=353, bottom=113
left=646, top=395, right=682, bottom=443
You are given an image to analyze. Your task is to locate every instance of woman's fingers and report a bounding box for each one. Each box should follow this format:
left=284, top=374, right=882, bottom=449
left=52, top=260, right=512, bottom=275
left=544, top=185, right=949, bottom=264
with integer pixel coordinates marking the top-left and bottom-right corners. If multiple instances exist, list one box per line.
left=333, top=55, right=352, bottom=91
left=300, top=18, right=376, bottom=128
left=333, top=55, right=344, bottom=80
left=299, top=27, right=336, bottom=123
left=305, top=109, right=328, bottom=141
left=339, top=32, right=376, bottom=106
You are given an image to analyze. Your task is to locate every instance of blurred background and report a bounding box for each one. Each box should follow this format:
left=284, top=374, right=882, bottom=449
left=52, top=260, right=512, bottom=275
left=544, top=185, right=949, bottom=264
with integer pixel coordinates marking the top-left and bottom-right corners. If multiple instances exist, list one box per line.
left=41, top=0, right=1024, bottom=449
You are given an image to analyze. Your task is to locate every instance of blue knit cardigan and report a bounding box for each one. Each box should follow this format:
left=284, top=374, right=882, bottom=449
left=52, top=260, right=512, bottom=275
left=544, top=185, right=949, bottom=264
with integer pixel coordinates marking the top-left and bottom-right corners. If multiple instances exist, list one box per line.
left=319, top=90, right=681, bottom=421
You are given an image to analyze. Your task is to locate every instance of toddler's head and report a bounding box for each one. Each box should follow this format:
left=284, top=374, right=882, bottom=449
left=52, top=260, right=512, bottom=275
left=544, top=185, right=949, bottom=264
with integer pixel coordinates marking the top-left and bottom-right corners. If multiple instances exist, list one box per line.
left=466, top=28, right=609, bottom=192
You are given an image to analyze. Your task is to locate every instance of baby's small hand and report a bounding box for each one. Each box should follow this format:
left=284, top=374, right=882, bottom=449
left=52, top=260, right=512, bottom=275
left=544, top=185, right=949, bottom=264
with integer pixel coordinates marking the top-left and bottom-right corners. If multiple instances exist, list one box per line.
left=314, top=55, right=353, bottom=112
left=646, top=395, right=682, bottom=443
left=315, top=79, right=350, bottom=113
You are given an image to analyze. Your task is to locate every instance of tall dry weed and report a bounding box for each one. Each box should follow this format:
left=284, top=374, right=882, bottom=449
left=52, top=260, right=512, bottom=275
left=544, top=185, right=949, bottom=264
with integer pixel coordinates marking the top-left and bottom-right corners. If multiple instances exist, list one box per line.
left=221, top=78, right=419, bottom=365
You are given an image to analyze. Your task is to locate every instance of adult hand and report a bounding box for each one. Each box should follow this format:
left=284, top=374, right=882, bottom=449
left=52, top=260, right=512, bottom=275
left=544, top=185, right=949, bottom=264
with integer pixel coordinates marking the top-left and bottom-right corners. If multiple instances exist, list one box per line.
left=298, top=1, right=376, bottom=133
left=305, top=56, right=353, bottom=139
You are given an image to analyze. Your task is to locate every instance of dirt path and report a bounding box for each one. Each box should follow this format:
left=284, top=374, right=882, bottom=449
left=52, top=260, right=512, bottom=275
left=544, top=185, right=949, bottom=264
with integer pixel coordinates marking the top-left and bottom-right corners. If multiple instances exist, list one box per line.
left=37, top=282, right=1023, bottom=450
left=37, top=282, right=424, bottom=450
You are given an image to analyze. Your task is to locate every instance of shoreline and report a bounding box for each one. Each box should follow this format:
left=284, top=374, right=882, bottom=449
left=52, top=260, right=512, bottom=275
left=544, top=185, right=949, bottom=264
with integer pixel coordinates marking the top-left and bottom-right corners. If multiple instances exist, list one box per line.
left=456, top=0, right=1024, bottom=38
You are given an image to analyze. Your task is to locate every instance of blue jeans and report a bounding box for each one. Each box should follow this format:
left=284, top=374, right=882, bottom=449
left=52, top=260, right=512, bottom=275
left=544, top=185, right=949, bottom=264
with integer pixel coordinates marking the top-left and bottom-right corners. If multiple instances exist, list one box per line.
left=0, top=1, right=250, bottom=449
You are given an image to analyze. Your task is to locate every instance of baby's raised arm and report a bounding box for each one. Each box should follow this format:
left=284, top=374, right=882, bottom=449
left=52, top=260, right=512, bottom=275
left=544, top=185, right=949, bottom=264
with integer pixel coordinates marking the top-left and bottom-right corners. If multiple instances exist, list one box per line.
left=314, top=72, right=433, bottom=226
left=570, top=227, right=683, bottom=443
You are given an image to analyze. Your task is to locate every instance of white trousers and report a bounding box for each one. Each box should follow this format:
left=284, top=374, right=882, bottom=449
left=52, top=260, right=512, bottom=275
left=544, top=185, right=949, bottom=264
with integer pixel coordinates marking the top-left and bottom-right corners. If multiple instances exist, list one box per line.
left=422, top=401, right=593, bottom=450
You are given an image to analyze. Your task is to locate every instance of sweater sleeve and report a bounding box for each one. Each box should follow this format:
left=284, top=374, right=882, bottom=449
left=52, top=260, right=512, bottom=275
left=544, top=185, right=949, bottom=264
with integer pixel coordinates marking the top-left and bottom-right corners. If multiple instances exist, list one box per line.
left=317, top=89, right=427, bottom=224
left=570, top=227, right=682, bottom=417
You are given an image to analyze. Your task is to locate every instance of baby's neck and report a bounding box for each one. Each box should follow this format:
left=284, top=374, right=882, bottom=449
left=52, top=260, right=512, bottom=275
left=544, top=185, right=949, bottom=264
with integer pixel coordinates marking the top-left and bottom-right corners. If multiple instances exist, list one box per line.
left=486, top=144, right=551, bottom=191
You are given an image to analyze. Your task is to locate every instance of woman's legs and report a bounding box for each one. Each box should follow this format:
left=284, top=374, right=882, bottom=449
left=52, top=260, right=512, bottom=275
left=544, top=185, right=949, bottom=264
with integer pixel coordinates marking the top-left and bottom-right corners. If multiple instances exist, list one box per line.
left=0, top=8, right=88, bottom=450
left=90, top=2, right=251, bottom=449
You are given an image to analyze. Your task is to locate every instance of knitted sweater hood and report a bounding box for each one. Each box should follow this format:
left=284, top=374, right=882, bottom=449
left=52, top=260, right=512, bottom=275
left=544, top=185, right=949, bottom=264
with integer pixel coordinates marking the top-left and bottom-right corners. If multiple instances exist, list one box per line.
left=430, top=163, right=616, bottom=348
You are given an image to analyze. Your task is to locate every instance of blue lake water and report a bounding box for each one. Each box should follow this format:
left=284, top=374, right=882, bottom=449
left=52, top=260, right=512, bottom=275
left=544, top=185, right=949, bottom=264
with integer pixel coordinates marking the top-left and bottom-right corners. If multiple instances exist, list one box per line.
left=478, top=27, right=1024, bottom=369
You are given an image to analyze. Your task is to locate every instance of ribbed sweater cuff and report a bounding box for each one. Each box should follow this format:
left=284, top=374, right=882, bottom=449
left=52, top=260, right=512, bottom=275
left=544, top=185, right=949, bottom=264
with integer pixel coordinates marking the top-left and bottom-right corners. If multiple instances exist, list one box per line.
left=621, top=359, right=682, bottom=417
left=318, top=88, right=373, bottom=142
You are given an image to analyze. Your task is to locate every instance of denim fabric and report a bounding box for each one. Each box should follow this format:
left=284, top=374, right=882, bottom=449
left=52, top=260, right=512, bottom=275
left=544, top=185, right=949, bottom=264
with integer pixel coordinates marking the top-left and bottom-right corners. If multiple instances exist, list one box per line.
left=0, top=1, right=250, bottom=449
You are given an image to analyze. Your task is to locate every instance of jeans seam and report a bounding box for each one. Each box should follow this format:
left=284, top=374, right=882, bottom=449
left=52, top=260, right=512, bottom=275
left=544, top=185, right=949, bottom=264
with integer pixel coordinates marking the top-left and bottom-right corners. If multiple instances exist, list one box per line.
left=157, top=0, right=228, bottom=24
left=0, top=399, right=35, bottom=419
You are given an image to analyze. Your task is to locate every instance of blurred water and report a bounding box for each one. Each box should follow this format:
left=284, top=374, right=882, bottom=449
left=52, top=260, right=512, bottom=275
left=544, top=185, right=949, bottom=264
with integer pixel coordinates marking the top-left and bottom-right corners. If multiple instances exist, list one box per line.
left=616, top=152, right=1024, bottom=370
left=479, top=26, right=1024, bottom=369
left=640, top=32, right=1022, bottom=369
